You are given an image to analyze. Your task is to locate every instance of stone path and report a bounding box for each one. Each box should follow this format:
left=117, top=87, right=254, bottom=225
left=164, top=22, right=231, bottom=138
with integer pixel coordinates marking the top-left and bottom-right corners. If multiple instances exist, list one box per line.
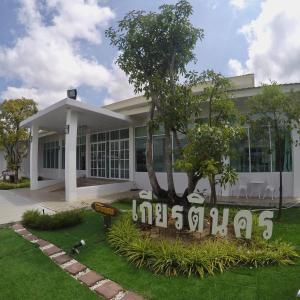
left=11, top=223, right=144, bottom=300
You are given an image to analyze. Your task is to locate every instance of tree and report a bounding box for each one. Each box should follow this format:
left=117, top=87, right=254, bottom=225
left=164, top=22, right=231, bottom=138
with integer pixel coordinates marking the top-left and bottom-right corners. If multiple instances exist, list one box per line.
left=0, top=98, right=38, bottom=183
left=177, top=71, right=242, bottom=205
left=106, top=0, right=203, bottom=203
left=247, top=83, right=300, bottom=219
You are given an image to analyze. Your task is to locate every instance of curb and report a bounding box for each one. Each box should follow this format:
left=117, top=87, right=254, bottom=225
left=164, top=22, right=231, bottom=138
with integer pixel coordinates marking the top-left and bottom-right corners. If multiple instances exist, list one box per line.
left=11, top=223, right=144, bottom=300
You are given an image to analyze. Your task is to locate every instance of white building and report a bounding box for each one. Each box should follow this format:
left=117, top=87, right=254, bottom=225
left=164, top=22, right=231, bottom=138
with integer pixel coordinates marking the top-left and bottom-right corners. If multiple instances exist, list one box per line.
left=17, top=74, right=300, bottom=201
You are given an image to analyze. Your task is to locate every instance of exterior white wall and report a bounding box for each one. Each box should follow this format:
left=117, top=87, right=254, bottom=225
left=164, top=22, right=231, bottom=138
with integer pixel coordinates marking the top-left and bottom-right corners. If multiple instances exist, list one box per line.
left=77, top=181, right=133, bottom=201
left=134, top=171, right=293, bottom=198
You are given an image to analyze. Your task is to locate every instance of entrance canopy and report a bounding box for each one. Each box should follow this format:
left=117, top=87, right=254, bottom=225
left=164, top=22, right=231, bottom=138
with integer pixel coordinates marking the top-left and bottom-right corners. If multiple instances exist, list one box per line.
left=20, top=98, right=132, bottom=133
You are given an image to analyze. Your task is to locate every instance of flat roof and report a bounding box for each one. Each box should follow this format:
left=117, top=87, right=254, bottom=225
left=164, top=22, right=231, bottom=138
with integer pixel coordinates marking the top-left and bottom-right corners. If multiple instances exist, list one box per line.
left=21, top=98, right=132, bottom=133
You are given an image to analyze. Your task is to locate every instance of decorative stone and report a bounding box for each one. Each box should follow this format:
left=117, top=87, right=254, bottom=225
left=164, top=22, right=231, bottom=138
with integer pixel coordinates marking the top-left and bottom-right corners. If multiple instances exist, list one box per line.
left=122, top=292, right=144, bottom=300
left=42, top=245, right=62, bottom=256
left=23, top=234, right=38, bottom=242
left=12, top=223, right=24, bottom=230
left=95, top=280, right=123, bottom=299
left=36, top=239, right=50, bottom=248
left=78, top=271, right=104, bottom=287
left=52, top=254, right=72, bottom=265
left=16, top=229, right=30, bottom=236
left=65, top=262, right=86, bottom=275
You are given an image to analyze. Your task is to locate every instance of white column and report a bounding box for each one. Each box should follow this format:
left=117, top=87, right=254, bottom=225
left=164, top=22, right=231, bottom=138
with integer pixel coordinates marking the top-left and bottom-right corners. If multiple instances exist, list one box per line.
left=30, top=123, right=39, bottom=190
left=292, top=129, right=300, bottom=198
left=129, top=126, right=134, bottom=181
left=65, top=109, right=78, bottom=201
left=86, top=133, right=90, bottom=178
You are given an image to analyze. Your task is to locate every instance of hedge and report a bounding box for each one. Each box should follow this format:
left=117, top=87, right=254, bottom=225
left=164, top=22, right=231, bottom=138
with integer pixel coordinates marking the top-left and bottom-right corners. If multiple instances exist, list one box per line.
left=22, top=209, right=84, bottom=230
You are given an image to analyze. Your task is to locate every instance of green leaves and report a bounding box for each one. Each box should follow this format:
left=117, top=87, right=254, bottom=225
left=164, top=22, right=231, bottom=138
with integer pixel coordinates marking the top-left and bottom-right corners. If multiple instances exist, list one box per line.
left=108, top=214, right=299, bottom=278
left=0, top=98, right=37, bottom=176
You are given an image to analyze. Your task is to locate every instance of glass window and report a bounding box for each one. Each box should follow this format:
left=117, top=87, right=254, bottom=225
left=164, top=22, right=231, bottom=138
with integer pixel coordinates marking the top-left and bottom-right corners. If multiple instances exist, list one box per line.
left=135, top=126, right=147, bottom=138
left=43, top=141, right=59, bottom=169
left=173, top=132, right=188, bottom=172
left=230, top=128, right=250, bottom=172
left=76, top=135, right=86, bottom=170
left=250, top=126, right=271, bottom=172
left=110, top=130, right=119, bottom=140
left=153, top=135, right=165, bottom=172
left=135, top=137, right=147, bottom=172
left=272, top=129, right=293, bottom=172
left=120, top=129, right=129, bottom=139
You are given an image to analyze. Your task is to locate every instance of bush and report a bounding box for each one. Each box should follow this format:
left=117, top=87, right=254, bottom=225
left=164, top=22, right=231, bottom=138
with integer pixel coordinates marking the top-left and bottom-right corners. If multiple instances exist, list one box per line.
left=0, top=178, right=30, bottom=190
left=22, top=209, right=84, bottom=230
left=108, top=214, right=298, bottom=278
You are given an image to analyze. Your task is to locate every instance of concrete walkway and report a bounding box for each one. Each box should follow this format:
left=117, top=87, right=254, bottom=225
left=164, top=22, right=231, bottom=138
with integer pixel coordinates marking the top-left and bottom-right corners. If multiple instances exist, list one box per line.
left=0, top=189, right=54, bottom=225
left=0, top=188, right=138, bottom=225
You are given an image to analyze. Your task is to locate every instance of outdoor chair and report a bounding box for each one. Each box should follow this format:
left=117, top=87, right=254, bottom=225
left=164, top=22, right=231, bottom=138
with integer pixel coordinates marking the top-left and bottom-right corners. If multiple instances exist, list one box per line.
left=263, top=184, right=276, bottom=200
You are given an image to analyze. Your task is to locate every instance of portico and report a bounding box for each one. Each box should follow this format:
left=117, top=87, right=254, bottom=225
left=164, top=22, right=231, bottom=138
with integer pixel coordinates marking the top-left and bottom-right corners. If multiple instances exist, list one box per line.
left=21, top=98, right=132, bottom=201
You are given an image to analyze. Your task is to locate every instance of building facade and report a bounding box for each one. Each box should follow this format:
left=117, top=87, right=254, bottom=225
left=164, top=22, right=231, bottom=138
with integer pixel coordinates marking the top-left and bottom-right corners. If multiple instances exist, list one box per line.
left=19, top=74, right=300, bottom=201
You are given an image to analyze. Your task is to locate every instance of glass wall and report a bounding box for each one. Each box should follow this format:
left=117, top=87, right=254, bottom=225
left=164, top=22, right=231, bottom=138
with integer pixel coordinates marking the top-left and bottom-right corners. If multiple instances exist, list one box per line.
left=43, top=141, right=59, bottom=169
left=134, top=126, right=166, bottom=172
left=90, top=129, right=129, bottom=179
left=231, top=126, right=292, bottom=172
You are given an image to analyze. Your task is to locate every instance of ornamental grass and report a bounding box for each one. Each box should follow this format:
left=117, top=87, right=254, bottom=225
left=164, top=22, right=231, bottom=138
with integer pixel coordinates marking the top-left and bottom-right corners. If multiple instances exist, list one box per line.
left=108, top=214, right=298, bottom=278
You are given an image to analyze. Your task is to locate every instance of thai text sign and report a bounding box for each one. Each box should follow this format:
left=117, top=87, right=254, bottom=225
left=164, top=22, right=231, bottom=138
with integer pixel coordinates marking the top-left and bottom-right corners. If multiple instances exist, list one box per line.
left=92, top=202, right=119, bottom=217
left=132, top=191, right=273, bottom=240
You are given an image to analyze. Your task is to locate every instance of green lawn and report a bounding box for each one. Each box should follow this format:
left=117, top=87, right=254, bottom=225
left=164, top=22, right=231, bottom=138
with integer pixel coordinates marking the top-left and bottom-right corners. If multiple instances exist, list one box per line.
left=0, top=229, right=100, bottom=300
left=26, top=202, right=300, bottom=300
left=1, top=201, right=299, bottom=300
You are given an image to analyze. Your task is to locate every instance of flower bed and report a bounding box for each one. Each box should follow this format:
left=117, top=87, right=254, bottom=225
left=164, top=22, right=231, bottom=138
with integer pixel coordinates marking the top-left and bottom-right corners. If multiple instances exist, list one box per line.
left=108, top=214, right=298, bottom=278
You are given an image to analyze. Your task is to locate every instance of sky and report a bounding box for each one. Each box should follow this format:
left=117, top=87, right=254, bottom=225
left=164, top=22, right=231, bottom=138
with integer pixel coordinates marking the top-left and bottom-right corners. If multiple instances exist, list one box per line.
left=0, top=0, right=299, bottom=109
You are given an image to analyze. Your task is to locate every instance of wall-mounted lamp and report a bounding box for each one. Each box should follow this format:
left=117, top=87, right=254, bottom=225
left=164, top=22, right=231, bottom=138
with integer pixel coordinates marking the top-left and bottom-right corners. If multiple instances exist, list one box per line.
left=64, top=125, right=70, bottom=134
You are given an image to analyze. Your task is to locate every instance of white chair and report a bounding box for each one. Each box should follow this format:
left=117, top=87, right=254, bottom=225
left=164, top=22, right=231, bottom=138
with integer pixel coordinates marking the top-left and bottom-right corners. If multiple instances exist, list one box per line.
left=263, top=185, right=276, bottom=200
left=237, top=184, right=248, bottom=198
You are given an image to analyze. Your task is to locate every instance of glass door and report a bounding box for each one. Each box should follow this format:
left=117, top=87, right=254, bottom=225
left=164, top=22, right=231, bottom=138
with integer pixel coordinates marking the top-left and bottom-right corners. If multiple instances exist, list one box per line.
left=97, top=142, right=106, bottom=178
left=110, top=140, right=119, bottom=178
left=120, top=139, right=129, bottom=179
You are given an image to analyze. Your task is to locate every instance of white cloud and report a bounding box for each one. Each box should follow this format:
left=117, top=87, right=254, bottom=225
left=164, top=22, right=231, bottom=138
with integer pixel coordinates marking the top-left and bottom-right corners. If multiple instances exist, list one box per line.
left=228, top=0, right=300, bottom=84
left=0, top=0, right=134, bottom=108
left=228, top=59, right=247, bottom=75
left=229, top=0, right=247, bottom=10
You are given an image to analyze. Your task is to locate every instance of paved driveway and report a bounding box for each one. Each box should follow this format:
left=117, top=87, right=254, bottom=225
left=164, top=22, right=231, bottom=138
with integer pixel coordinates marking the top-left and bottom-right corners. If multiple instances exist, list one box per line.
left=0, top=189, right=54, bottom=225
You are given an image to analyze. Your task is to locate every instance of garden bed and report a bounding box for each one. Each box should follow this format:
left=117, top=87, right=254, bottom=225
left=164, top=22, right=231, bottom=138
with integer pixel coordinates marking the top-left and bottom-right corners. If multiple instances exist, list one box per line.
left=0, top=178, right=30, bottom=189
left=27, top=204, right=300, bottom=300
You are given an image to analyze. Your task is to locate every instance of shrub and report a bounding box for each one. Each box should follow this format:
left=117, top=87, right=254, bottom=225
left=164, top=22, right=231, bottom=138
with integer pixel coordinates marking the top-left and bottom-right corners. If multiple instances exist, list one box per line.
left=22, top=209, right=84, bottom=230
left=0, top=178, right=30, bottom=190
left=108, top=214, right=298, bottom=278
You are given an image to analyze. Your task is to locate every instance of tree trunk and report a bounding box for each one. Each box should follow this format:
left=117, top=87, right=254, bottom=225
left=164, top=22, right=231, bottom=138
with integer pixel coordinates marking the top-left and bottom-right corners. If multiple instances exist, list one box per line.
left=146, top=102, right=167, bottom=198
left=209, top=176, right=217, bottom=206
left=14, top=168, right=19, bottom=184
left=164, top=126, right=176, bottom=203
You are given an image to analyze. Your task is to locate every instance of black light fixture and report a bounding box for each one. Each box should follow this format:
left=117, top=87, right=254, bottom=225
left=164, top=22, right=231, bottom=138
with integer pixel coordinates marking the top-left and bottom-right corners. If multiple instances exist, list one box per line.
left=71, top=239, right=86, bottom=255
left=64, top=125, right=70, bottom=134
left=67, top=89, right=77, bottom=100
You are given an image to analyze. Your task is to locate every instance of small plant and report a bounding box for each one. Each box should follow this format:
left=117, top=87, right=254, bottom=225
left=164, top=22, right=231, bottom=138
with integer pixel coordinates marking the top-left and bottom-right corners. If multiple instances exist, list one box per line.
left=108, top=214, right=298, bottom=278
left=22, top=209, right=84, bottom=230
left=0, top=178, right=30, bottom=190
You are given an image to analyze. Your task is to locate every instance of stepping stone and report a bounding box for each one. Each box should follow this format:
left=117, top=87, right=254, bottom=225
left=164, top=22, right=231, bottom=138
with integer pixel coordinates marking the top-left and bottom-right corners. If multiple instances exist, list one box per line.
left=42, top=245, right=62, bottom=256
left=52, top=254, right=72, bottom=265
left=95, top=280, right=123, bottom=299
left=12, top=223, right=24, bottom=230
left=65, top=262, right=86, bottom=275
left=23, top=234, right=38, bottom=242
left=78, top=271, right=104, bottom=287
left=16, top=229, right=30, bottom=236
left=36, top=239, right=50, bottom=248
left=122, top=292, right=144, bottom=300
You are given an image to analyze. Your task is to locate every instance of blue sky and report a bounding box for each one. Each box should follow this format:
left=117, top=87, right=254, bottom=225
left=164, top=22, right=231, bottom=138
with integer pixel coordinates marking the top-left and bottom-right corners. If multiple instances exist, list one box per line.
left=0, top=0, right=299, bottom=108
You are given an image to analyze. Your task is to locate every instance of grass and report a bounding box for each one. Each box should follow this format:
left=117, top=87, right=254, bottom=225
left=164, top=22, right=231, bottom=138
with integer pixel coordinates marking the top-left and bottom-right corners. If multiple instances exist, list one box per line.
left=0, top=177, right=30, bottom=189
left=0, top=229, right=100, bottom=300
left=26, top=201, right=300, bottom=300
